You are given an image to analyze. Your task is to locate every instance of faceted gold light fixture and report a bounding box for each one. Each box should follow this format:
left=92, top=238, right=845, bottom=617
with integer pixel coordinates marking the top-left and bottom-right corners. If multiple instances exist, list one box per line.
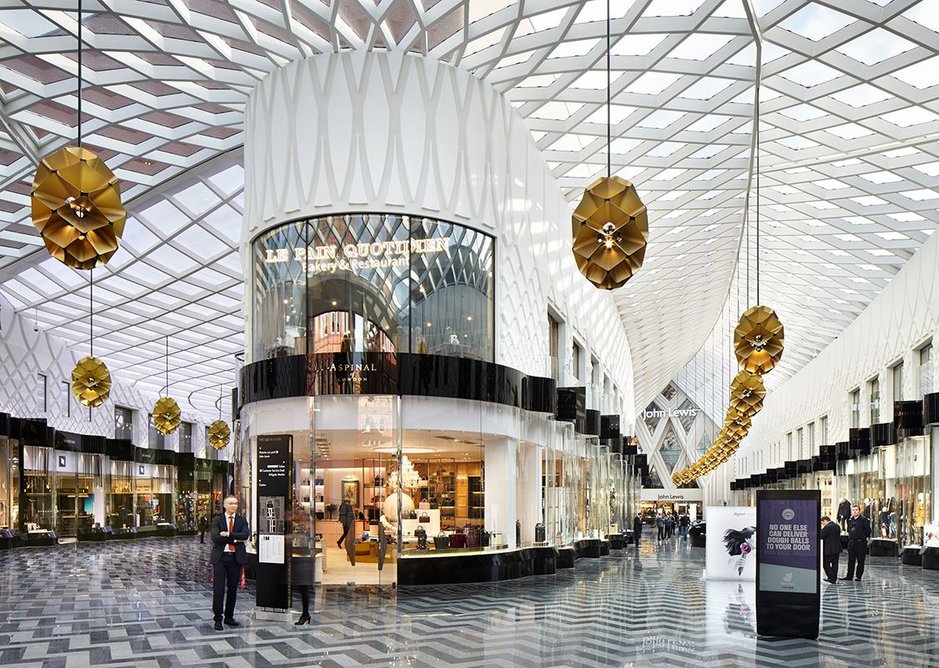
left=734, top=305, right=784, bottom=374
left=729, top=370, right=766, bottom=416
left=71, top=355, right=111, bottom=408
left=572, top=176, right=649, bottom=290
left=31, top=146, right=125, bottom=269
left=153, top=396, right=181, bottom=435
left=208, top=419, right=230, bottom=451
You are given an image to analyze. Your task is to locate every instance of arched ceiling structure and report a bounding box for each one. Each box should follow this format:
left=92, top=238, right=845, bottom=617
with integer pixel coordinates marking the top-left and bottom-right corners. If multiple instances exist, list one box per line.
left=0, top=0, right=937, bottom=418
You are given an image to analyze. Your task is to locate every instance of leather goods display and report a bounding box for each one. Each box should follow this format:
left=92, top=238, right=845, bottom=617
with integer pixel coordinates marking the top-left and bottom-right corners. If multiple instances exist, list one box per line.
left=464, top=525, right=480, bottom=548
left=449, top=532, right=467, bottom=548
left=414, top=526, right=428, bottom=549
left=433, top=533, right=450, bottom=550
left=481, top=530, right=491, bottom=547
left=535, top=522, right=546, bottom=542
left=418, top=512, right=430, bottom=523
left=418, top=501, right=430, bottom=510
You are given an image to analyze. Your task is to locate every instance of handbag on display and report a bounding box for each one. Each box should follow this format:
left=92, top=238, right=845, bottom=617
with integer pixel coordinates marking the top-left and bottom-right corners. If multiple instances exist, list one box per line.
left=374, top=475, right=384, bottom=486
left=535, top=522, right=546, bottom=543
left=481, top=530, right=491, bottom=547
left=418, top=501, right=430, bottom=510
left=418, top=512, right=430, bottom=523
left=414, top=526, right=428, bottom=549
left=406, top=510, right=418, bottom=520
left=464, top=525, right=480, bottom=548
left=434, top=533, right=450, bottom=550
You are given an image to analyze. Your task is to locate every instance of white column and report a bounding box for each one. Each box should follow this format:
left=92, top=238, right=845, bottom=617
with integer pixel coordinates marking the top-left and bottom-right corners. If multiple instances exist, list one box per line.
left=485, top=437, right=517, bottom=548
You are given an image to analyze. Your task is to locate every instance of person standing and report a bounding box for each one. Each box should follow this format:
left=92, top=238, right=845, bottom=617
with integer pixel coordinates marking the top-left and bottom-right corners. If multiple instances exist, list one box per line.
left=211, top=495, right=250, bottom=630
left=679, top=513, right=690, bottom=539
left=337, top=497, right=355, bottom=549
left=842, top=504, right=872, bottom=581
left=656, top=514, right=665, bottom=542
left=198, top=514, right=209, bottom=544
left=632, top=512, right=642, bottom=549
left=819, top=516, right=841, bottom=583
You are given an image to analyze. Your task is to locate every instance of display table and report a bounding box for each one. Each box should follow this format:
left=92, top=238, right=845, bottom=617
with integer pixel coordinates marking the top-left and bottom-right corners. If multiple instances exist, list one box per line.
left=599, top=539, right=610, bottom=556
left=557, top=546, right=575, bottom=568
left=607, top=533, right=625, bottom=550
left=901, top=546, right=923, bottom=566
left=869, top=538, right=898, bottom=557
left=574, top=538, right=601, bottom=558
left=397, top=545, right=559, bottom=585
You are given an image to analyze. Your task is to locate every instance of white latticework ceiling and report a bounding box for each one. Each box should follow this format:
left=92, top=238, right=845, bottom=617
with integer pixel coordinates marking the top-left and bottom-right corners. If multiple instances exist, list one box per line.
left=0, top=0, right=937, bottom=418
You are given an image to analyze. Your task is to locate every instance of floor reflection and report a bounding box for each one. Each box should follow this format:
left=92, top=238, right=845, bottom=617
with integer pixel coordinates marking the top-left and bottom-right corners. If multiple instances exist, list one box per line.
left=0, top=537, right=936, bottom=666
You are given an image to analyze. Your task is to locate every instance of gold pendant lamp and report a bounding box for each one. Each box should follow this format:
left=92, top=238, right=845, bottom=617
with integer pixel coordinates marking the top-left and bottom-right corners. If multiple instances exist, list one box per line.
left=30, top=0, right=125, bottom=270
left=571, top=0, right=648, bottom=290
left=208, top=385, right=231, bottom=451
left=729, top=370, right=766, bottom=417
left=153, top=336, right=181, bottom=435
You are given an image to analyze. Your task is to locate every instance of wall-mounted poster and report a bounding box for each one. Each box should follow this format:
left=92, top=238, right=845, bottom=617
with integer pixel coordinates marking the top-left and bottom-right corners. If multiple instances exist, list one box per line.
left=706, top=506, right=757, bottom=580
left=341, top=478, right=360, bottom=508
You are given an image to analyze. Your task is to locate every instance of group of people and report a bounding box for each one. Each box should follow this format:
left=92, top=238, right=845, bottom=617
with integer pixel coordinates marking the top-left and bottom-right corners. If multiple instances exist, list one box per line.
left=820, top=502, right=872, bottom=584
left=654, top=511, right=691, bottom=542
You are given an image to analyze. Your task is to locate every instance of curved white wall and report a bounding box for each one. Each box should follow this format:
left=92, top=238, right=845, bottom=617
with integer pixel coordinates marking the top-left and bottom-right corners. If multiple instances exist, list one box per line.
left=242, top=52, right=634, bottom=421
left=735, top=228, right=939, bottom=478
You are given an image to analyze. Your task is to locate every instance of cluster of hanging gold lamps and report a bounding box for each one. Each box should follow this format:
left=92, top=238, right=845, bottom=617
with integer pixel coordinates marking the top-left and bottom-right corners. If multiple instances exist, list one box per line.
left=208, top=385, right=231, bottom=451
left=31, top=0, right=125, bottom=409
left=672, top=78, right=784, bottom=486
left=572, top=0, right=648, bottom=290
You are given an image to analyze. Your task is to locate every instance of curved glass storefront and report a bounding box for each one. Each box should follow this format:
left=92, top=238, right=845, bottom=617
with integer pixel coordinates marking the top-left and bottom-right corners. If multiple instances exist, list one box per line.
left=251, top=214, right=495, bottom=363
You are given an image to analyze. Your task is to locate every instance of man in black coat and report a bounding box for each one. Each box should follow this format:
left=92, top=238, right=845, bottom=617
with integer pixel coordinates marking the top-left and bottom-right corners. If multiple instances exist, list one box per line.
left=211, top=495, right=250, bottom=630
left=633, top=513, right=642, bottom=549
left=819, top=516, right=841, bottom=583
left=842, top=503, right=872, bottom=581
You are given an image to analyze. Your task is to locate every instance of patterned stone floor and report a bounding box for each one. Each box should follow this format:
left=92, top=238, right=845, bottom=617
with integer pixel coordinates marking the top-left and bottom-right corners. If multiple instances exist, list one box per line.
left=0, top=536, right=937, bottom=667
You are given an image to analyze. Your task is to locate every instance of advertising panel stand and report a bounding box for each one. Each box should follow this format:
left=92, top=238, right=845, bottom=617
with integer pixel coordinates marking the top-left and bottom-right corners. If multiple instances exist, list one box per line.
left=256, top=434, right=292, bottom=610
left=756, top=490, right=820, bottom=639
left=705, top=506, right=757, bottom=580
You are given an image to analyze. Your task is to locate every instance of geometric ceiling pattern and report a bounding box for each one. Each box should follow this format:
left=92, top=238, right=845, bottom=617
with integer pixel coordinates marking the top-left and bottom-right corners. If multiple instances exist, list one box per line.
left=0, top=0, right=937, bottom=419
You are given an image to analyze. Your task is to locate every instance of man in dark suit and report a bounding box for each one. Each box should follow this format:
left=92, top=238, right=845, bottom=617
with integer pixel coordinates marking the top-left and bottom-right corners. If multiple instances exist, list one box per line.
left=211, top=495, right=250, bottom=630
left=842, top=503, right=872, bottom=581
left=819, top=516, right=841, bottom=583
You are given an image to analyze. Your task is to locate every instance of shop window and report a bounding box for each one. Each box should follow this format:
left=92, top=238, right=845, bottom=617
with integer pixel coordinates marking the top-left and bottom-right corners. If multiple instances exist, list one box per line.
left=786, top=432, right=793, bottom=460
left=62, top=381, right=71, bottom=418
left=919, top=342, right=933, bottom=397
left=114, top=406, right=133, bottom=441
left=179, top=422, right=193, bottom=453
left=806, top=422, right=815, bottom=453
left=252, top=214, right=495, bottom=364
left=869, top=377, right=880, bottom=424
left=849, top=388, right=860, bottom=428
left=819, top=415, right=828, bottom=446
left=548, top=313, right=560, bottom=380
left=148, top=414, right=164, bottom=449
left=796, top=428, right=803, bottom=459
left=892, top=361, right=904, bottom=402
left=571, top=340, right=582, bottom=382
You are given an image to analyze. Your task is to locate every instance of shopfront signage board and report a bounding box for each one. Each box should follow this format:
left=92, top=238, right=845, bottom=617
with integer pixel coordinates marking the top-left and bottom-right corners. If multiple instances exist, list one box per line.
left=755, top=490, right=820, bottom=639
left=256, top=434, right=292, bottom=610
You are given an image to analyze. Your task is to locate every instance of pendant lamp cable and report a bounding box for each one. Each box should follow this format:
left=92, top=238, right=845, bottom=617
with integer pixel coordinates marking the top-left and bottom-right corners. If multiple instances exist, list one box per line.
left=88, top=268, right=93, bottom=357
left=606, top=0, right=611, bottom=179
left=756, top=88, right=761, bottom=306
left=218, top=384, right=223, bottom=421
left=165, top=335, right=169, bottom=397
left=77, top=0, right=83, bottom=147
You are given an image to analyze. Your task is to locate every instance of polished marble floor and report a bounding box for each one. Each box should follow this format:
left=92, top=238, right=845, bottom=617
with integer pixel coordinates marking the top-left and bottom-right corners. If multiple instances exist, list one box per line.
left=0, top=536, right=936, bottom=667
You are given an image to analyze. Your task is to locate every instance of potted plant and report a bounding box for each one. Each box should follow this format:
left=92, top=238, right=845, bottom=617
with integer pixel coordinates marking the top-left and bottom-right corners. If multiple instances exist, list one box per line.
left=325, top=503, right=338, bottom=520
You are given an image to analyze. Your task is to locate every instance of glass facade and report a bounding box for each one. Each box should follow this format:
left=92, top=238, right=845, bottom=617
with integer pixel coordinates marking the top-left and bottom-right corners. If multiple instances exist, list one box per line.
left=252, top=214, right=495, bottom=364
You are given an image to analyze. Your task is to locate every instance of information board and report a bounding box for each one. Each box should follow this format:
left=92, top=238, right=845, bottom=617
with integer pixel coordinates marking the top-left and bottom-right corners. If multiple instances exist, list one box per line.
left=755, top=490, right=820, bottom=639
left=256, top=434, right=291, bottom=610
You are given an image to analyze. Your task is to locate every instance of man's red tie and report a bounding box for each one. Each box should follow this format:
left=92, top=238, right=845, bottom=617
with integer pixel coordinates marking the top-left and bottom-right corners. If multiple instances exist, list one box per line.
left=228, top=515, right=235, bottom=552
